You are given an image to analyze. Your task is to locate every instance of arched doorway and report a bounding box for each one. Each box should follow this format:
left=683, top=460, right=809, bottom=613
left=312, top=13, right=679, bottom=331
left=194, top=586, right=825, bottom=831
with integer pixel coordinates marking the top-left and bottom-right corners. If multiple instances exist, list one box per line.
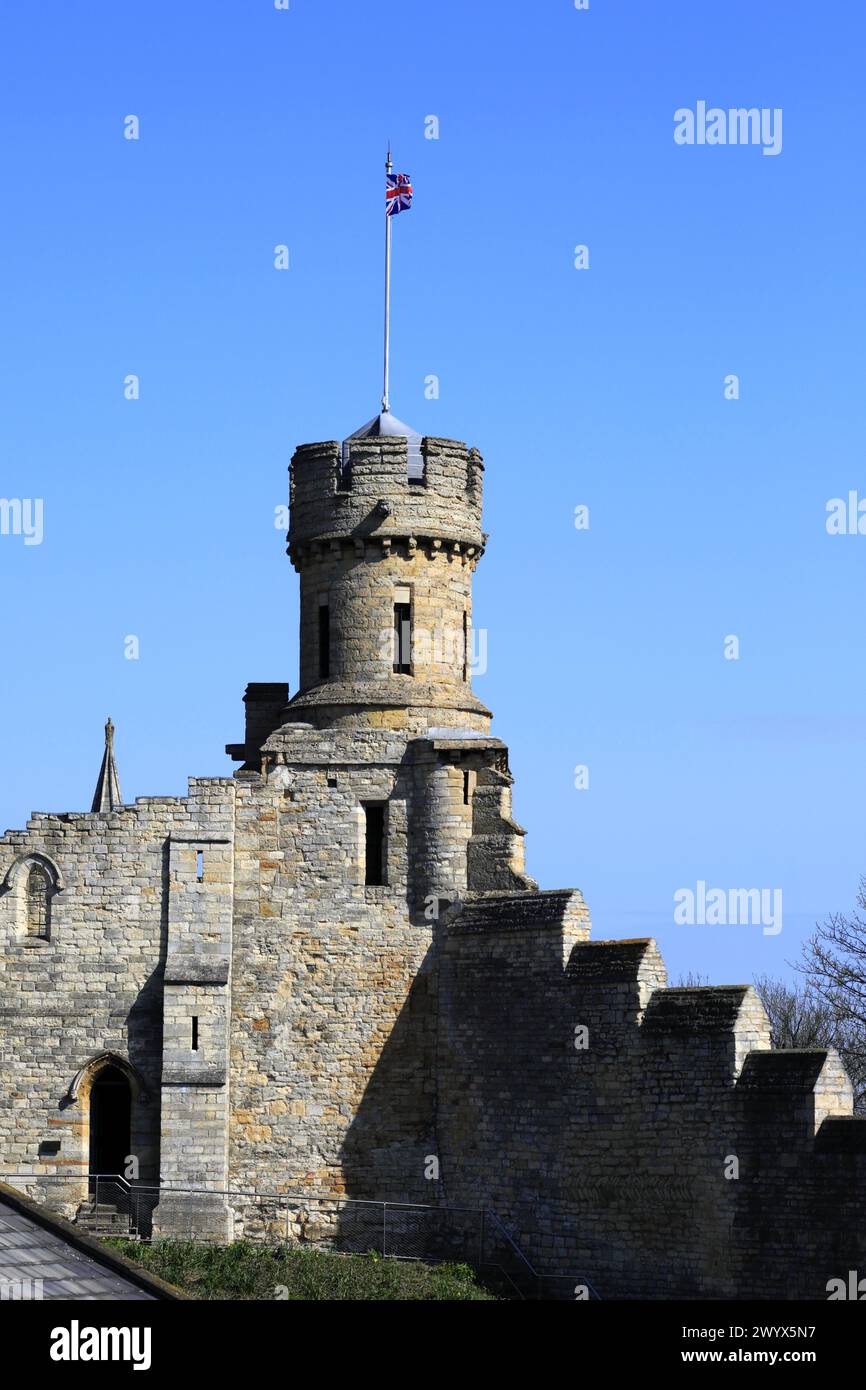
left=88, top=1064, right=131, bottom=1181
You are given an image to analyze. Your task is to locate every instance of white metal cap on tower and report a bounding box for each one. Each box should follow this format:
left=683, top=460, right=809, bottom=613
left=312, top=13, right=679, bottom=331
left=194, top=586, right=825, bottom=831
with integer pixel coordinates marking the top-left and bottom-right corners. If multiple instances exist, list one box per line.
left=343, top=411, right=424, bottom=479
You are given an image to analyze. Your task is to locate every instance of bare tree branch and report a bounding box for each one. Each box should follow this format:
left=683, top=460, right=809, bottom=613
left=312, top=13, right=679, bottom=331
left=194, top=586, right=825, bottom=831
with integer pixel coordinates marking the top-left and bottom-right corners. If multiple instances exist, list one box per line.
left=757, top=936, right=866, bottom=1113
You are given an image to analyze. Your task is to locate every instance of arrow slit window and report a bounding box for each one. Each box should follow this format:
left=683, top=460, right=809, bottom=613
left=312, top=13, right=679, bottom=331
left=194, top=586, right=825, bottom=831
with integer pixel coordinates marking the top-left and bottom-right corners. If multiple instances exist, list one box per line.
left=363, top=803, right=386, bottom=886
left=393, top=587, right=412, bottom=674
left=318, top=595, right=330, bottom=679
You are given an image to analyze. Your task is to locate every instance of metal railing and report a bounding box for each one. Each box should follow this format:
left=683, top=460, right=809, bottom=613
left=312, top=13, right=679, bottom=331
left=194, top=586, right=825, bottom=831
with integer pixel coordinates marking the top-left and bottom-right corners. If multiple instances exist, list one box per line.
left=1, top=1172, right=600, bottom=1299
left=2, top=1172, right=155, bottom=1239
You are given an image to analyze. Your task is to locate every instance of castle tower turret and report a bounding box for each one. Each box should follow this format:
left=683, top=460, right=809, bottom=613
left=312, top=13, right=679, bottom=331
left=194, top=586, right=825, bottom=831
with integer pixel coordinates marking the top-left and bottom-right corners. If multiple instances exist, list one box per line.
left=285, top=424, right=492, bottom=736
left=229, top=412, right=534, bottom=906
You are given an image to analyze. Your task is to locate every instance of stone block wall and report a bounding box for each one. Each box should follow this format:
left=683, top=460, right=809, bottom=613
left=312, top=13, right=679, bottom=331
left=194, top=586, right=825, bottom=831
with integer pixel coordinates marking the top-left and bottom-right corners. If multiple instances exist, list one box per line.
left=226, top=729, right=438, bottom=1209
left=436, top=896, right=866, bottom=1298
left=295, top=543, right=477, bottom=701
left=3, top=712, right=866, bottom=1291
left=153, top=812, right=235, bottom=1239
left=289, top=437, right=484, bottom=554
left=0, top=778, right=234, bottom=1224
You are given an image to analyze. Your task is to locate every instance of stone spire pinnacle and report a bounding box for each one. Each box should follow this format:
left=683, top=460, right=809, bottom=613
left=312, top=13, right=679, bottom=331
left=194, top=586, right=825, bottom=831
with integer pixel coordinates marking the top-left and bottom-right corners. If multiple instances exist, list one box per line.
left=91, top=716, right=123, bottom=812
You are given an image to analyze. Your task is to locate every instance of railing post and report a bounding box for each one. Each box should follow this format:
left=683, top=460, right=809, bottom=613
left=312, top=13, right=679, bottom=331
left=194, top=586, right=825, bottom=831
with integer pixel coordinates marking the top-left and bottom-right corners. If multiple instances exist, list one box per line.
left=382, top=1203, right=387, bottom=1258
left=479, top=1208, right=485, bottom=1271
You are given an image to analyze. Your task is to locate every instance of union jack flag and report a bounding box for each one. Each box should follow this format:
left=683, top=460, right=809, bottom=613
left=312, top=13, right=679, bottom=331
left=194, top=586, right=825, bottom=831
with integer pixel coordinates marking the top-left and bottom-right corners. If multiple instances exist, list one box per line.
left=386, top=172, right=413, bottom=216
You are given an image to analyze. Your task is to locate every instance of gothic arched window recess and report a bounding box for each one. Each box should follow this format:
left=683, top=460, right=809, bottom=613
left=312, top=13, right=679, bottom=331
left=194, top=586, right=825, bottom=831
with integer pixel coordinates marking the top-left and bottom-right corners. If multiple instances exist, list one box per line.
left=26, top=864, right=52, bottom=939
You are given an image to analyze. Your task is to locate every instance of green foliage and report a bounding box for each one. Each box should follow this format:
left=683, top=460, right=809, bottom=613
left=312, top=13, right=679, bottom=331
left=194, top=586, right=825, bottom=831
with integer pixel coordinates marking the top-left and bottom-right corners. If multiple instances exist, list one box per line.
left=106, top=1240, right=496, bottom=1301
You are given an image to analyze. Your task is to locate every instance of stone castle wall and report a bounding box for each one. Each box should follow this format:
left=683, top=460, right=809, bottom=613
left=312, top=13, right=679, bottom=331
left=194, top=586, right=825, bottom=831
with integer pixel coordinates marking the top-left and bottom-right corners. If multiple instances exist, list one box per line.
left=436, top=902, right=866, bottom=1298
left=2, top=429, right=865, bottom=1296
left=0, top=779, right=234, bottom=1229
left=226, top=733, right=437, bottom=1211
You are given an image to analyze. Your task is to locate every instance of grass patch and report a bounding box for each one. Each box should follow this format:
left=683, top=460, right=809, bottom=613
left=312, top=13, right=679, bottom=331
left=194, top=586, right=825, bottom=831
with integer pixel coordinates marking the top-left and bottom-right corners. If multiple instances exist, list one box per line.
left=105, top=1240, right=497, bottom=1300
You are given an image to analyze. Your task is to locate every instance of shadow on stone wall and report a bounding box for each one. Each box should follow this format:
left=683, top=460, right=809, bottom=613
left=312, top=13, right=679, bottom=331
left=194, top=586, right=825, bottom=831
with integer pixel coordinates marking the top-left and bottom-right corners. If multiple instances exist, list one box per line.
left=340, top=942, right=440, bottom=1209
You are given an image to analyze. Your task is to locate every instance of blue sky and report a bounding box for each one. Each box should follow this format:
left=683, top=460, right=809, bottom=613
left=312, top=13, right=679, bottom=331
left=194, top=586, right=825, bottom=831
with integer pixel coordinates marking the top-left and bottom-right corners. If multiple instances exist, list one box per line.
left=1, top=0, right=864, bottom=986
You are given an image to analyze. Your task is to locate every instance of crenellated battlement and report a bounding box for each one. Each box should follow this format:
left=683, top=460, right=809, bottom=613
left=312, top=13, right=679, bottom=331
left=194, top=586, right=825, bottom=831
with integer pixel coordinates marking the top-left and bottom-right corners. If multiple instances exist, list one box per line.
left=642, top=982, right=772, bottom=1075
left=288, top=437, right=485, bottom=566
left=437, top=899, right=866, bottom=1296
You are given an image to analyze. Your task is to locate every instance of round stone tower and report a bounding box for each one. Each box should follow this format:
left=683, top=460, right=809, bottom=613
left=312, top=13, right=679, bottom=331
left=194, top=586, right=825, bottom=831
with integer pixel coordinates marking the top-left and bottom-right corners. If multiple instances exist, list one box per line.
left=285, top=418, right=492, bottom=735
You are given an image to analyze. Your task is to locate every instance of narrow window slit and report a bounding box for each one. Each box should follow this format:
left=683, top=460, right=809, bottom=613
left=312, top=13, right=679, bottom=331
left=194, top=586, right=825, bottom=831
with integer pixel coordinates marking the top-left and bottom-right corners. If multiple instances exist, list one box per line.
left=318, top=602, right=330, bottom=679
left=363, top=803, right=386, bottom=886
left=394, top=602, right=411, bottom=674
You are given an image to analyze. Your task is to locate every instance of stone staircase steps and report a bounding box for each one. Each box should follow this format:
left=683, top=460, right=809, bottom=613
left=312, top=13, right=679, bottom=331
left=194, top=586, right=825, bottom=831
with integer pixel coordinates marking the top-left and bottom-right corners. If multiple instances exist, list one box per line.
left=75, top=1202, right=130, bottom=1236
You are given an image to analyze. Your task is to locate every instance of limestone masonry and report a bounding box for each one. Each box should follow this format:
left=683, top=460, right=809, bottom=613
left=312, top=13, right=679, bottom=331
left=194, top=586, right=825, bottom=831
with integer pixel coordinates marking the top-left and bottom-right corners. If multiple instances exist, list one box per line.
left=2, top=424, right=864, bottom=1297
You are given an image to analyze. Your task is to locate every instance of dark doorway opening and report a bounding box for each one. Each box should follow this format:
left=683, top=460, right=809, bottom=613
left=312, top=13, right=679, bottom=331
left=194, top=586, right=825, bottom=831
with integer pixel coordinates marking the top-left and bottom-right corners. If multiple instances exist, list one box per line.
left=88, top=1065, right=131, bottom=1185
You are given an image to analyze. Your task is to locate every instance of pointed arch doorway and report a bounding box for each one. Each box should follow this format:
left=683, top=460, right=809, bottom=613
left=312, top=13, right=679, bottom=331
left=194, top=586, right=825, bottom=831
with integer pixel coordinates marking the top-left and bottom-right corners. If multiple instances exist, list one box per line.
left=88, top=1064, right=131, bottom=1183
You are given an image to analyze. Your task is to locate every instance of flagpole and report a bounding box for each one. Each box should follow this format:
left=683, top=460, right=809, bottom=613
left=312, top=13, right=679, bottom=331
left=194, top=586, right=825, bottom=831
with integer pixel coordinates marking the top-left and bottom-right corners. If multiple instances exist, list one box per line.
left=382, top=146, right=392, bottom=414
